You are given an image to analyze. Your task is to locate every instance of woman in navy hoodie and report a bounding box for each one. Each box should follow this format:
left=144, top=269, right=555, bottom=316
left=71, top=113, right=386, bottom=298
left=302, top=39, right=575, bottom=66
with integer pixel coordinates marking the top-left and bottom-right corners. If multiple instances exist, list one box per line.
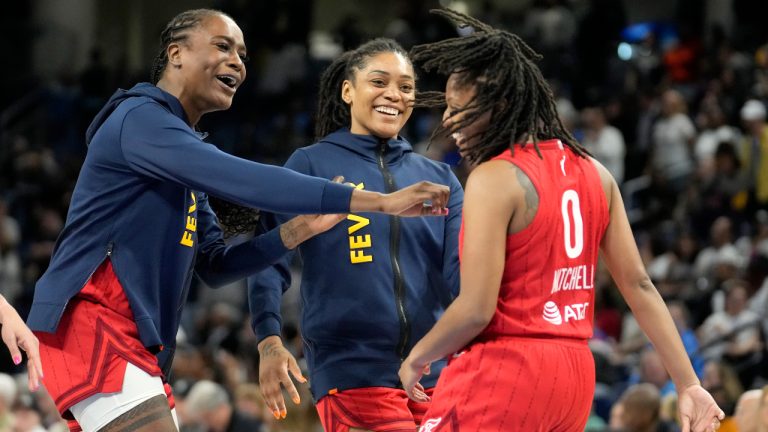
left=26, top=10, right=450, bottom=432
left=250, top=38, right=463, bottom=431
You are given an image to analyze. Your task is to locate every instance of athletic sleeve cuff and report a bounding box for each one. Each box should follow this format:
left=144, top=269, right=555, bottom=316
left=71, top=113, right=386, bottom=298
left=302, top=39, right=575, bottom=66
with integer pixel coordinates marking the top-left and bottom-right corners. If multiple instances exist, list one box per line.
left=320, top=181, right=354, bottom=213
left=253, top=315, right=282, bottom=342
left=258, top=225, right=291, bottom=256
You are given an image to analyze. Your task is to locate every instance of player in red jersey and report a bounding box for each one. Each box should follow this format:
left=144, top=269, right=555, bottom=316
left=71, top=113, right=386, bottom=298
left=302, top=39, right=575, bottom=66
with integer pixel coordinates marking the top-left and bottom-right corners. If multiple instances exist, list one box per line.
left=28, top=9, right=449, bottom=432
left=398, top=9, right=724, bottom=432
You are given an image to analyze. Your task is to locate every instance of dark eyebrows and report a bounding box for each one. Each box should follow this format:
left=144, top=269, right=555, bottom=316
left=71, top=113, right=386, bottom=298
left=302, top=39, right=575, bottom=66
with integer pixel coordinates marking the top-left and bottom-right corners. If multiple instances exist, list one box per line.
left=367, top=70, right=415, bottom=80
left=212, top=35, right=247, bottom=54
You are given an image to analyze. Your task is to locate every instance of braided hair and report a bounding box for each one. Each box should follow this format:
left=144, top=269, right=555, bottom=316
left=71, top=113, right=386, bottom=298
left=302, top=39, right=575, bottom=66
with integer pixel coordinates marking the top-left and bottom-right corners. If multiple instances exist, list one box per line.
left=151, top=10, right=257, bottom=237
left=314, top=38, right=411, bottom=140
left=411, top=8, right=585, bottom=163
left=150, top=9, right=228, bottom=85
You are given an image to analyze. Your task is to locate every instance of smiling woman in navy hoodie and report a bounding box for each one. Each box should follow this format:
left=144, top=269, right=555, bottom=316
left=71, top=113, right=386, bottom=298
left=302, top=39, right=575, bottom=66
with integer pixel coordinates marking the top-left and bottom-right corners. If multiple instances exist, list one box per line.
left=249, top=38, right=464, bottom=431
left=25, top=10, right=450, bottom=432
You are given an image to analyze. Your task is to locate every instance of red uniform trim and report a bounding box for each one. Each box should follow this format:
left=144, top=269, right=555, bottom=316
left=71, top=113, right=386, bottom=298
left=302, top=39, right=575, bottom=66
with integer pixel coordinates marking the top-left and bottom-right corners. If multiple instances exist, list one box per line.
left=36, top=260, right=166, bottom=424
left=317, top=386, right=433, bottom=432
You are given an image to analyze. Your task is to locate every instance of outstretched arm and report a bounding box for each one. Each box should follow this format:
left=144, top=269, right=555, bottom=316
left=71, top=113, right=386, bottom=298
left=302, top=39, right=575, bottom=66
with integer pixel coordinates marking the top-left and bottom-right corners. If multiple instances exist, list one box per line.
left=248, top=209, right=308, bottom=422
left=441, top=171, right=465, bottom=300
left=195, top=193, right=344, bottom=287
left=399, top=161, right=511, bottom=400
left=596, top=160, right=724, bottom=432
left=121, top=104, right=449, bottom=217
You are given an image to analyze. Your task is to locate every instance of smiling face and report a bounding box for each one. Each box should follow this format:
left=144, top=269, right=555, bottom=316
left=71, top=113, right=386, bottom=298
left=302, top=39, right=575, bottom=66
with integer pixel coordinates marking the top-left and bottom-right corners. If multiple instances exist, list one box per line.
left=167, top=14, right=247, bottom=123
left=342, top=51, right=415, bottom=139
left=442, top=73, right=492, bottom=158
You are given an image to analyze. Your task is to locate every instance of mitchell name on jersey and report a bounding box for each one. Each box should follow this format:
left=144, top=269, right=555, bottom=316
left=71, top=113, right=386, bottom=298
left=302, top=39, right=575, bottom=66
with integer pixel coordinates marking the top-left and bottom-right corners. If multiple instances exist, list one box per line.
left=551, top=264, right=594, bottom=294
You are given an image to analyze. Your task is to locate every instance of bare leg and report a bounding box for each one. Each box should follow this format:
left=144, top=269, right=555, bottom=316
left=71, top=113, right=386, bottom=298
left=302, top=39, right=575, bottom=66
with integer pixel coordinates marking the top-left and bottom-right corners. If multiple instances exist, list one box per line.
left=98, top=395, right=177, bottom=432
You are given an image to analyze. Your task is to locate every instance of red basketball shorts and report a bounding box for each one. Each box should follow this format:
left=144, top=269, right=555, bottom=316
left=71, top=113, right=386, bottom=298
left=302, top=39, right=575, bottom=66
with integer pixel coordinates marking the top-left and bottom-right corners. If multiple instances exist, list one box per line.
left=419, top=337, right=595, bottom=432
left=317, top=386, right=434, bottom=432
left=35, top=260, right=166, bottom=426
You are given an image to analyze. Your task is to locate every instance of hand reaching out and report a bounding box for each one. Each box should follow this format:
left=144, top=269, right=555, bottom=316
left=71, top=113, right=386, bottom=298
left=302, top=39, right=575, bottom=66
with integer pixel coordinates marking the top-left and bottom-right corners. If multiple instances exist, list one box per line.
left=398, top=355, right=431, bottom=403
left=0, top=296, right=42, bottom=391
left=678, top=384, right=725, bottom=432
left=258, top=336, right=307, bottom=420
left=382, top=181, right=450, bottom=217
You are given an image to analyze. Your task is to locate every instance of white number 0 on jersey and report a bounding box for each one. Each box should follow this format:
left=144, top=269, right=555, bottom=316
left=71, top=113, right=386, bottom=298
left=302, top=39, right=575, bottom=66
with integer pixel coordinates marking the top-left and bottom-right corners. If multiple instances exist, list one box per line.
left=561, top=190, right=584, bottom=259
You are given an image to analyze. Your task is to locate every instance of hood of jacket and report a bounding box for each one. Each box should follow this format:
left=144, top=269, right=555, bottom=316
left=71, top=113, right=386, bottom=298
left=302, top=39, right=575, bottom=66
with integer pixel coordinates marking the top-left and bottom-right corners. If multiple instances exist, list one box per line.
left=86, top=82, right=188, bottom=146
left=318, top=128, right=413, bottom=164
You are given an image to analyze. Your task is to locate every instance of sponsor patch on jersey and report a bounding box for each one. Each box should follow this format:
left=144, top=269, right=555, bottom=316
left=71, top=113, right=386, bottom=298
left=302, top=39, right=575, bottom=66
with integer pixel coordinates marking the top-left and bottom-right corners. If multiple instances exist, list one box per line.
left=542, top=301, right=589, bottom=325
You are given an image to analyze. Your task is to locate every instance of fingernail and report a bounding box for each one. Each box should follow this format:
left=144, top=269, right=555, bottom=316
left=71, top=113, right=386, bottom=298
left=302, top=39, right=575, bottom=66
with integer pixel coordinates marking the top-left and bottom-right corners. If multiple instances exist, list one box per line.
left=292, top=396, right=300, bottom=404
left=300, top=376, right=307, bottom=383
left=12, top=356, right=21, bottom=365
left=273, top=410, right=281, bottom=420
left=281, top=409, right=287, bottom=419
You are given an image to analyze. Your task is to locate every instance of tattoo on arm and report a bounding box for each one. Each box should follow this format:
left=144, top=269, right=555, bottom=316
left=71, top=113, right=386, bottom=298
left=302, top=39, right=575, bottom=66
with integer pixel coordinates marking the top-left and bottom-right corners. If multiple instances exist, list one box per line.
left=260, top=341, right=282, bottom=358
left=514, top=166, right=539, bottom=224
left=280, top=218, right=311, bottom=249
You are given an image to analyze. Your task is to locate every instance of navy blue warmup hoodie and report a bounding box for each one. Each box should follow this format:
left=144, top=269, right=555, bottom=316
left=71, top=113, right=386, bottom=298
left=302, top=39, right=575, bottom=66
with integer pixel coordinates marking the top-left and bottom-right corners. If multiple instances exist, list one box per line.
left=249, top=129, right=463, bottom=400
left=27, top=83, right=353, bottom=374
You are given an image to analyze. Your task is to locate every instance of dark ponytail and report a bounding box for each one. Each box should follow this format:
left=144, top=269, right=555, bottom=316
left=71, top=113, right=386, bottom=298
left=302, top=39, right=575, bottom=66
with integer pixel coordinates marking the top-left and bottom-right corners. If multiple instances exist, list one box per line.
left=314, top=38, right=411, bottom=140
left=314, top=52, right=354, bottom=139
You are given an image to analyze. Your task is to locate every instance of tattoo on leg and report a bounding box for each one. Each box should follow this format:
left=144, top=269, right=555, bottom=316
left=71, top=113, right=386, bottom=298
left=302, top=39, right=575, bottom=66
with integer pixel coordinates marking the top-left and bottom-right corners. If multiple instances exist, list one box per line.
left=98, top=395, right=176, bottom=432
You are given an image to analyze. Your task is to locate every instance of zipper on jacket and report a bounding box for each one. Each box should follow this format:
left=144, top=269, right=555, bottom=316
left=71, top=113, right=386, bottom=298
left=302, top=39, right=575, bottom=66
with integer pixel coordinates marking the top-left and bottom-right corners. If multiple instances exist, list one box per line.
left=377, top=139, right=410, bottom=359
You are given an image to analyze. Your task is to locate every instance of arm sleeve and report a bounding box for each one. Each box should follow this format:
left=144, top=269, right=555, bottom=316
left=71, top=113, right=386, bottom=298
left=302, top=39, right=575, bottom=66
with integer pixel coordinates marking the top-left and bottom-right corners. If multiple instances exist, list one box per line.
left=442, top=170, right=464, bottom=299
left=247, top=150, right=311, bottom=341
left=194, top=193, right=291, bottom=287
left=119, top=103, right=352, bottom=214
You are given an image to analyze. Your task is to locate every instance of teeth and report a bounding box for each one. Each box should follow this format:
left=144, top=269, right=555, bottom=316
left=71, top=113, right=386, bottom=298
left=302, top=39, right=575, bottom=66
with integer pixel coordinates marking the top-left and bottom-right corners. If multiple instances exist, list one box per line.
left=217, top=76, right=236, bottom=87
left=375, top=106, right=399, bottom=116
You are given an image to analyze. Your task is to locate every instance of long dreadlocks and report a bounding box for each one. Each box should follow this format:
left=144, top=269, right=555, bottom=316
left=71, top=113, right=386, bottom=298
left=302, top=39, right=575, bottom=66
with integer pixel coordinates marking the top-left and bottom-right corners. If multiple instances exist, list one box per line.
left=411, top=8, right=586, bottom=163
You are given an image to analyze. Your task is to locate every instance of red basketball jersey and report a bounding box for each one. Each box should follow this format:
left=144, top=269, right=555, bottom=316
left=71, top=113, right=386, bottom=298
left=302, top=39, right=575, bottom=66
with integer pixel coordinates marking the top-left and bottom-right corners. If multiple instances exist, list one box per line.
left=461, top=140, right=609, bottom=341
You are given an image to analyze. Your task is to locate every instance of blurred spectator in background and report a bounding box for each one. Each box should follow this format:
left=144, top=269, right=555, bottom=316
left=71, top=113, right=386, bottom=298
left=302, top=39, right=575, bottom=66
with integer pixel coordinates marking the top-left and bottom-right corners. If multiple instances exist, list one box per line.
left=650, top=89, right=695, bottom=194
left=0, top=373, right=18, bottom=430
left=740, top=99, right=768, bottom=211
left=0, top=198, right=22, bottom=304
left=613, top=383, right=678, bottom=432
left=233, top=384, right=275, bottom=430
left=701, top=359, right=744, bottom=417
left=581, top=103, right=627, bottom=183
left=735, top=388, right=762, bottom=432
left=11, top=394, right=46, bottom=432
left=698, top=279, right=762, bottom=384
left=185, top=380, right=265, bottom=432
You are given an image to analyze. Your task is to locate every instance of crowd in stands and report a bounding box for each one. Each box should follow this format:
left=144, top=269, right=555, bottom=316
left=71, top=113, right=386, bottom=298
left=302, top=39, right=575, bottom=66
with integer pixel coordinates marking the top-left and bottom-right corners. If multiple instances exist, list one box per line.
left=1, top=0, right=768, bottom=430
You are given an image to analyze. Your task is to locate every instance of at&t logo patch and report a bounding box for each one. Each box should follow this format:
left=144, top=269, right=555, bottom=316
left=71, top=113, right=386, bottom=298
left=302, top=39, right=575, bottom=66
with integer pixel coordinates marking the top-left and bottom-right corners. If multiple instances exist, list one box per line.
left=542, top=301, right=589, bottom=325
